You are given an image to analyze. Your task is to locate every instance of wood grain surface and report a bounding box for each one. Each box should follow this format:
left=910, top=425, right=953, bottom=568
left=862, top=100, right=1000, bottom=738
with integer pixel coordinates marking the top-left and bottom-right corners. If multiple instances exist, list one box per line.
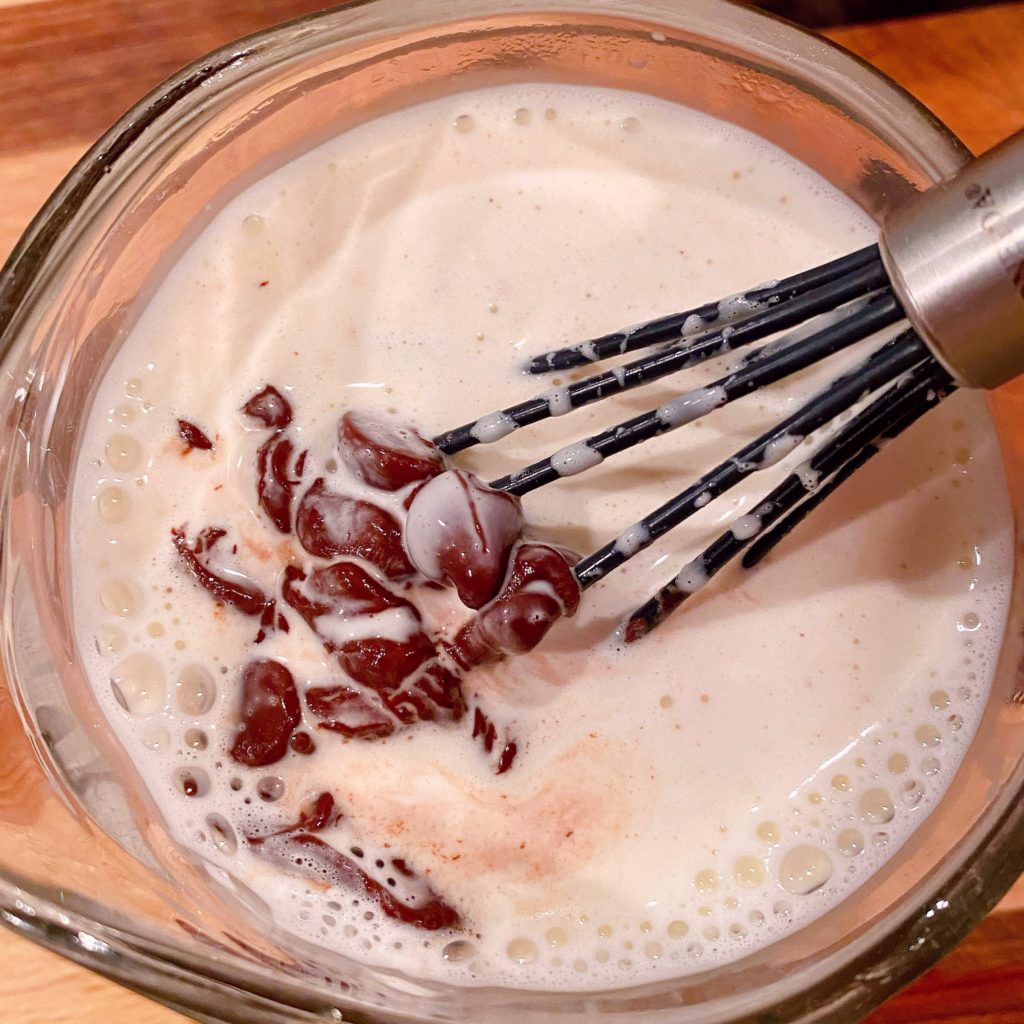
left=1, top=1, right=1023, bottom=1022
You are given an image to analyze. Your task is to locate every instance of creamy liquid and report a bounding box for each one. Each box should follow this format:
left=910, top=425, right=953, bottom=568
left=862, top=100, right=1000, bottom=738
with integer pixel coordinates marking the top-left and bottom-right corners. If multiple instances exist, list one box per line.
left=70, top=84, right=1012, bottom=989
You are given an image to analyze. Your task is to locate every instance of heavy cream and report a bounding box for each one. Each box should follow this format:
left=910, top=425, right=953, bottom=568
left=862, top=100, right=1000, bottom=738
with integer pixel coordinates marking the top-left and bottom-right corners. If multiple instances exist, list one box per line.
left=70, top=83, right=1012, bottom=989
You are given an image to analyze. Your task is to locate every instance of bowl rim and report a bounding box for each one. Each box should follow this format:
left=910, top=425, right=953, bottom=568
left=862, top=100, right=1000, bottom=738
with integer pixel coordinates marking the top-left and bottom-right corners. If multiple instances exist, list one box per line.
left=3, top=3, right=1018, bottom=1023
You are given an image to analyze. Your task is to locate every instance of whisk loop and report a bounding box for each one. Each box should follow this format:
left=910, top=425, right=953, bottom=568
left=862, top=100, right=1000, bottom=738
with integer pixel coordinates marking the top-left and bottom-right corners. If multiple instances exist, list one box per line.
left=524, top=244, right=882, bottom=374
left=434, top=258, right=891, bottom=456
left=623, top=359, right=955, bottom=641
left=490, top=290, right=902, bottom=496
left=569, top=329, right=931, bottom=589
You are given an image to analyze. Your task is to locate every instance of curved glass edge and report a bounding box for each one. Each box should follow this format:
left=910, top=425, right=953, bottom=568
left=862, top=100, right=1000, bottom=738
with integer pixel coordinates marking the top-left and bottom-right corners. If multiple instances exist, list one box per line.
left=0, top=887, right=326, bottom=1024
left=0, top=1, right=1014, bottom=1022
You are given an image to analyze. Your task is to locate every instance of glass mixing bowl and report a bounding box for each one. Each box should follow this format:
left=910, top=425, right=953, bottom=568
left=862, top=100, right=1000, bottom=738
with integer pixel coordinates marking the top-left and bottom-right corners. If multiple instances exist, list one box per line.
left=1, top=0, right=1022, bottom=1021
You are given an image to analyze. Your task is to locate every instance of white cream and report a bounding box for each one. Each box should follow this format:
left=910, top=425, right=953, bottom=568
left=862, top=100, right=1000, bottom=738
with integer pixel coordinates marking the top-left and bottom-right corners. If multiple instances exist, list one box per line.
left=70, top=83, right=1012, bottom=991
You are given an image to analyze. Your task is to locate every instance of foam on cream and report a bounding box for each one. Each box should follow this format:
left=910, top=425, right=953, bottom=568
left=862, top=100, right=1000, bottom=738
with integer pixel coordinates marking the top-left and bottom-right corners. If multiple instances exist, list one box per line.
left=71, top=83, right=1012, bottom=989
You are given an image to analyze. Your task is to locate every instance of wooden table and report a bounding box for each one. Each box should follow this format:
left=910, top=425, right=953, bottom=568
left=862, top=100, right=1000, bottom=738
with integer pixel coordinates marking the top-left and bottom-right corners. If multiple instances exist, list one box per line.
left=1, top=1, right=1023, bottom=1021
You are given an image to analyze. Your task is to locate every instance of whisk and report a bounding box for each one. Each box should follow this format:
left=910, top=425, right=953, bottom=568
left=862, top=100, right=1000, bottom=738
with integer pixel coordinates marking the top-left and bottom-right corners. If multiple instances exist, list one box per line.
left=433, top=130, right=1024, bottom=641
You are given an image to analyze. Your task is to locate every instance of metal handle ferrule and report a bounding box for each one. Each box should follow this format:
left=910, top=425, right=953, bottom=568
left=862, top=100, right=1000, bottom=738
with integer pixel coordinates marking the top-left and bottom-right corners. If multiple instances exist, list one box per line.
left=881, top=129, right=1024, bottom=390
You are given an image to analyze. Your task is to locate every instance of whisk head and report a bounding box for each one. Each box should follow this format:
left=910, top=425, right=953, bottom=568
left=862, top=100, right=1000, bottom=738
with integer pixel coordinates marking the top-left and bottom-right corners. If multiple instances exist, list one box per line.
left=433, top=243, right=957, bottom=640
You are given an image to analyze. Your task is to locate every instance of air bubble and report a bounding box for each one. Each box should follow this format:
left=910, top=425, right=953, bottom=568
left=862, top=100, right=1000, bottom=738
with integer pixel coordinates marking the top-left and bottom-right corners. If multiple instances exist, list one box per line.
left=702, top=925, right=720, bottom=941
left=959, top=612, right=980, bottom=631
left=947, top=713, right=964, bottom=732
left=95, top=626, right=126, bottom=656
left=184, top=727, right=208, bottom=751
left=207, top=814, right=237, bottom=854
left=100, top=579, right=140, bottom=617
left=733, top=855, right=766, bottom=889
left=621, top=116, right=641, bottom=133
left=729, top=924, right=747, bottom=939
left=113, top=404, right=135, bottom=425
left=506, top=938, right=538, bottom=964
left=176, top=664, right=216, bottom=715
left=756, top=821, right=781, bottom=844
left=174, top=767, right=209, bottom=798
left=897, top=777, right=923, bottom=806
left=859, top=788, right=895, bottom=824
left=667, top=920, right=689, bottom=939
left=778, top=845, right=833, bottom=895
left=106, top=434, right=141, bottom=472
left=545, top=927, right=567, bottom=948
left=97, top=486, right=129, bottom=523
left=142, top=724, right=170, bottom=751
left=921, top=756, right=941, bottom=776
left=242, top=214, right=265, bottom=237
left=595, top=949, right=611, bottom=964
left=454, top=114, right=475, bottom=134
left=258, top=776, right=286, bottom=802
left=929, top=690, right=951, bottom=710
left=695, top=870, right=720, bottom=893
left=110, top=653, right=165, bottom=715
left=513, top=107, right=532, bottom=125
left=836, top=829, right=864, bottom=857
left=888, top=753, right=910, bottom=775
left=916, top=725, right=942, bottom=748
left=644, top=941, right=663, bottom=959
left=831, top=774, right=851, bottom=792
left=773, top=900, right=792, bottom=919
left=443, top=940, right=476, bottom=962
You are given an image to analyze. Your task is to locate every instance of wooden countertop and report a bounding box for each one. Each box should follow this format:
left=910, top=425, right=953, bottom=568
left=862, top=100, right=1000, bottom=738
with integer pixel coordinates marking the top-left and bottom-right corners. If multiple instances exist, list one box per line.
left=1, top=1, right=1023, bottom=1021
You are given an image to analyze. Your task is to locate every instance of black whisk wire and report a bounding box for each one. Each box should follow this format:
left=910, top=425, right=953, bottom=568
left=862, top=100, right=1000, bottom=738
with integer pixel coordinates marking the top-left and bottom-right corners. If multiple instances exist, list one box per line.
left=622, top=357, right=955, bottom=641
left=526, top=244, right=882, bottom=373
left=434, top=257, right=893, bottom=455
left=571, top=328, right=932, bottom=590
left=491, top=290, right=903, bottom=496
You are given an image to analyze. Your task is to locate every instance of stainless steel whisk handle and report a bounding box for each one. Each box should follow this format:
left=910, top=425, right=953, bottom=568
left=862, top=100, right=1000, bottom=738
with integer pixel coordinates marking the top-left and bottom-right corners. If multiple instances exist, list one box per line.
left=881, top=128, right=1024, bottom=390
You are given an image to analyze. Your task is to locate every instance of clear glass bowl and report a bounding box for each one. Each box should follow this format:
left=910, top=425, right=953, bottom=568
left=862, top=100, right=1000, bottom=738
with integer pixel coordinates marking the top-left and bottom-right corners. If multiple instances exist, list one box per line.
left=1, top=1, right=1022, bottom=1021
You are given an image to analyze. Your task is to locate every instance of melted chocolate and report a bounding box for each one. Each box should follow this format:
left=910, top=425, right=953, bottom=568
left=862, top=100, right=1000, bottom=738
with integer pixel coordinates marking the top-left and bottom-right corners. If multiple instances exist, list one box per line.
left=178, top=419, right=214, bottom=452
left=405, top=470, right=524, bottom=608
left=247, top=793, right=460, bottom=931
left=242, top=385, right=292, bottom=428
left=173, top=397, right=581, bottom=801
left=171, top=526, right=274, bottom=619
left=256, top=433, right=305, bottom=534
left=230, top=659, right=302, bottom=767
left=338, top=410, right=446, bottom=491
left=295, top=479, right=414, bottom=579
left=305, top=685, right=396, bottom=739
